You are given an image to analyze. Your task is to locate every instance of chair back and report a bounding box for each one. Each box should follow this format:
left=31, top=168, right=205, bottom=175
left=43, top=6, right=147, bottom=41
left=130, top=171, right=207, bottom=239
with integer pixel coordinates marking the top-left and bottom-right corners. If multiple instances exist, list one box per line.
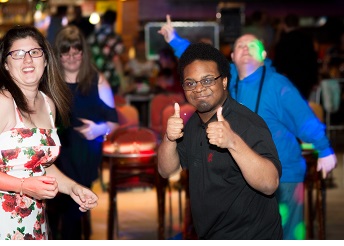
left=149, top=93, right=185, bottom=135
left=114, top=95, right=127, bottom=107
left=117, top=104, right=140, bottom=127
left=112, top=126, right=157, bottom=154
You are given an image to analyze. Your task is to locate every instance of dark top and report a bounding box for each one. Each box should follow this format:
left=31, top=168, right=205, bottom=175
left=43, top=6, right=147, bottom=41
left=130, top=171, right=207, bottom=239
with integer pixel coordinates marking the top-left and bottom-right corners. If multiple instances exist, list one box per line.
left=56, top=74, right=118, bottom=187
left=177, top=96, right=283, bottom=239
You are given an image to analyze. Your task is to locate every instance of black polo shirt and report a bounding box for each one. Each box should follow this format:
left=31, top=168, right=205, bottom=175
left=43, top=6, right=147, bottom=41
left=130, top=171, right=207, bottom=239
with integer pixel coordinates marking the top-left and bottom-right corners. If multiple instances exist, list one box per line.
left=177, top=96, right=283, bottom=239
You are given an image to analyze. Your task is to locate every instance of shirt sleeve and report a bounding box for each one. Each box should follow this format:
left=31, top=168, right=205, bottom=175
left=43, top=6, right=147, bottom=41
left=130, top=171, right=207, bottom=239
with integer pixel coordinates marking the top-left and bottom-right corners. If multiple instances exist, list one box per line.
left=169, top=32, right=191, bottom=58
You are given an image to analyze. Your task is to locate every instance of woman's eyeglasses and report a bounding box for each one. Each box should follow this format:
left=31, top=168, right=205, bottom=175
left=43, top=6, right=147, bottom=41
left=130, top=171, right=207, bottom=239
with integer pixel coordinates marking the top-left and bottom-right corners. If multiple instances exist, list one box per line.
left=60, top=50, right=83, bottom=60
left=7, top=48, right=44, bottom=60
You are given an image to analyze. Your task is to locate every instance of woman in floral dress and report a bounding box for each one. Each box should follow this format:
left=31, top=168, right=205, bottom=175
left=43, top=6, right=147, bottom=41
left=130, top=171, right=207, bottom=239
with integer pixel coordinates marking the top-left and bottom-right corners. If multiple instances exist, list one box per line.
left=0, top=26, right=98, bottom=240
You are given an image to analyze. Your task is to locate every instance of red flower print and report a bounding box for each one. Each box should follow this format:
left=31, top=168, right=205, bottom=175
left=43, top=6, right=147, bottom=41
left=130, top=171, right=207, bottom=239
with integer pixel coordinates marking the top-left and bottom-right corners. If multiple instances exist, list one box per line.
left=2, top=194, right=16, bottom=212
left=17, top=129, right=34, bottom=138
left=1, top=148, right=21, bottom=160
left=23, top=234, right=34, bottom=240
left=40, top=129, right=56, bottom=146
left=15, top=206, right=32, bottom=218
left=36, top=199, right=43, bottom=209
left=207, top=152, right=213, bottom=163
left=33, top=220, right=44, bottom=240
left=39, top=211, right=45, bottom=224
left=24, top=150, right=45, bottom=170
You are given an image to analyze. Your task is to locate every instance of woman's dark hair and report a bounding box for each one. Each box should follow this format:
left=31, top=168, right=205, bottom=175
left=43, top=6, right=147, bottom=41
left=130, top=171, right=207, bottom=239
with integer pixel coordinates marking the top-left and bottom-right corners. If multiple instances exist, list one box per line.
left=54, top=25, right=97, bottom=95
left=178, top=42, right=231, bottom=87
left=0, top=25, right=72, bottom=126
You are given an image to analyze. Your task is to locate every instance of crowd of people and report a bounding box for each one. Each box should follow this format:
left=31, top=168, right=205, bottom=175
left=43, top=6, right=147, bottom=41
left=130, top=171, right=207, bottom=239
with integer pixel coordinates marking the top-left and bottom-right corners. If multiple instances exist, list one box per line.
left=0, top=3, right=342, bottom=240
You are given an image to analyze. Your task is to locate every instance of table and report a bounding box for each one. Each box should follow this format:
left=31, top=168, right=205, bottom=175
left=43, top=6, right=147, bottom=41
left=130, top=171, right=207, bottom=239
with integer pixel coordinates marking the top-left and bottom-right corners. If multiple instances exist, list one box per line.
left=302, top=143, right=326, bottom=239
left=103, top=150, right=167, bottom=240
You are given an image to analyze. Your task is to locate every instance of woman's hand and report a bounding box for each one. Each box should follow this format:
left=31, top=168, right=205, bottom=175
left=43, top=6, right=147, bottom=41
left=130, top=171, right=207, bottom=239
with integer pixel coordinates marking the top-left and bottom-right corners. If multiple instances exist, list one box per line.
left=69, top=183, right=99, bottom=212
left=22, top=176, right=58, bottom=200
left=74, top=118, right=101, bottom=140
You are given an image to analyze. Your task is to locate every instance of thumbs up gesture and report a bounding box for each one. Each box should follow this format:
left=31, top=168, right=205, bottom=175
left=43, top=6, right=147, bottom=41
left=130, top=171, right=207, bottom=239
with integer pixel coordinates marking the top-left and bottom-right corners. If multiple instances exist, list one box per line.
left=166, top=103, right=184, bottom=142
left=207, top=107, right=232, bottom=149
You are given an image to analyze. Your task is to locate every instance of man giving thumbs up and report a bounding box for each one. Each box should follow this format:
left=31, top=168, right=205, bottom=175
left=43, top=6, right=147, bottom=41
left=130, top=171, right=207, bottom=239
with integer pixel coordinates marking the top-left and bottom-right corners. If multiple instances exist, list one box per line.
left=158, top=43, right=283, bottom=239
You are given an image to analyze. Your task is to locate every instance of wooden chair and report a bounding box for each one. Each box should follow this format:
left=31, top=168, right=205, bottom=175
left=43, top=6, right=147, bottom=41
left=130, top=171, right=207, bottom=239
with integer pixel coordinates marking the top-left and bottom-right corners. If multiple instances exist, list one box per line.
left=114, top=94, right=127, bottom=107
left=103, top=126, right=168, bottom=239
left=101, top=104, right=140, bottom=191
left=304, top=102, right=326, bottom=239
left=149, top=93, right=185, bottom=138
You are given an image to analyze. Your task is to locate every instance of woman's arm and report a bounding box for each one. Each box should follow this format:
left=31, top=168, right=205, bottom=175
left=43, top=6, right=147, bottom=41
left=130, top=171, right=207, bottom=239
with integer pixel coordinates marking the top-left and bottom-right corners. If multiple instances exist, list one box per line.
left=46, top=164, right=98, bottom=212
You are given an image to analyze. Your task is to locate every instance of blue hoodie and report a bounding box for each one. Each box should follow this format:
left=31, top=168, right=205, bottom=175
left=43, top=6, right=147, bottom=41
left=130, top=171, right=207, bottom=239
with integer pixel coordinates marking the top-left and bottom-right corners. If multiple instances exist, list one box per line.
left=168, top=33, right=333, bottom=182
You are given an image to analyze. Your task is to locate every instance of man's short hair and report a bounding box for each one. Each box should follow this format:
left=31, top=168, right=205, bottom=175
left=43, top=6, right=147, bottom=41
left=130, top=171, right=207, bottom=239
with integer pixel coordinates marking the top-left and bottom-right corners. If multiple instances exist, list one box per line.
left=178, top=43, right=230, bottom=84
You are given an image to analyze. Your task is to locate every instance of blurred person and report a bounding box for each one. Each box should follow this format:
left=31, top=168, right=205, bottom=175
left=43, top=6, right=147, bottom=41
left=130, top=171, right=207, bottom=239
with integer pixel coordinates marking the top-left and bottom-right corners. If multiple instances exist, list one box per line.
left=124, top=34, right=158, bottom=94
left=87, top=9, right=125, bottom=95
left=46, top=5, right=68, bottom=45
left=154, top=47, right=184, bottom=95
left=0, top=25, right=98, bottom=240
left=158, top=42, right=283, bottom=239
left=47, top=25, right=119, bottom=240
left=321, top=30, right=344, bottom=78
left=159, top=14, right=337, bottom=240
left=242, top=10, right=275, bottom=55
left=273, top=13, right=319, bottom=100
left=69, top=5, right=95, bottom=38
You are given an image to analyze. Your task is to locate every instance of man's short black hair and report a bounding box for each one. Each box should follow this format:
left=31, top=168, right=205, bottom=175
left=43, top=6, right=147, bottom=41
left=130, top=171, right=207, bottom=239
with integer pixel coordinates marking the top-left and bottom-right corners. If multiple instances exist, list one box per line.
left=178, top=43, right=230, bottom=85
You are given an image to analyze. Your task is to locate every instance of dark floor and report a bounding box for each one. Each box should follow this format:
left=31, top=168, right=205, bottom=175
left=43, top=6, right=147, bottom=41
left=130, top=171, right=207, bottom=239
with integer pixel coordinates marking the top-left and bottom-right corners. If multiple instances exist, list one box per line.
left=89, top=131, right=344, bottom=240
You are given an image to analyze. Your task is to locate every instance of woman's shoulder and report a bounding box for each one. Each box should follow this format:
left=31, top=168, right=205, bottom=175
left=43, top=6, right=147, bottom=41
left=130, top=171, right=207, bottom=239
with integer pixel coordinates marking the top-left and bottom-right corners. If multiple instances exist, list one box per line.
left=0, top=89, right=14, bottom=105
left=0, top=90, right=16, bottom=132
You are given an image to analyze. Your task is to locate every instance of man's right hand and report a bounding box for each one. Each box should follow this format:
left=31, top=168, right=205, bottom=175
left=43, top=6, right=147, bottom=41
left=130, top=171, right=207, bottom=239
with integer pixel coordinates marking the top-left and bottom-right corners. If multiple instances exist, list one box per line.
left=166, top=102, right=184, bottom=141
left=157, top=14, right=176, bottom=43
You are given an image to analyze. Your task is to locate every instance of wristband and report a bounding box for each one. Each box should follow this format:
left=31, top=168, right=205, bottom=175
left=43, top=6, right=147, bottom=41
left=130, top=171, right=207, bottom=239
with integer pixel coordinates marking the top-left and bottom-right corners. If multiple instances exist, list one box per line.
left=20, top=178, right=25, bottom=197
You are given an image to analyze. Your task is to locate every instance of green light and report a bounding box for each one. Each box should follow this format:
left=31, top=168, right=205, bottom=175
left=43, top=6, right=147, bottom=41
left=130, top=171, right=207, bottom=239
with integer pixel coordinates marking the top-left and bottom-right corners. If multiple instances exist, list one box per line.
left=279, top=203, right=289, bottom=227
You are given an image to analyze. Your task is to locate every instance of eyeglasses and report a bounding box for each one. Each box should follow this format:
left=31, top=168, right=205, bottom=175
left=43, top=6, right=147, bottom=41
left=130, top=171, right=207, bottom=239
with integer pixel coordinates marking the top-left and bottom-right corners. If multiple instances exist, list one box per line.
left=60, top=50, right=83, bottom=60
left=7, top=48, right=44, bottom=60
left=182, top=75, right=222, bottom=91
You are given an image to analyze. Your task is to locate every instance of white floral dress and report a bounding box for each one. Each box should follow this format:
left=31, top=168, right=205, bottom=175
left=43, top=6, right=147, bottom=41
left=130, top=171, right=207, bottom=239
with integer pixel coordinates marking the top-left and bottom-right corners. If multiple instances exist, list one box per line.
left=0, top=92, right=60, bottom=240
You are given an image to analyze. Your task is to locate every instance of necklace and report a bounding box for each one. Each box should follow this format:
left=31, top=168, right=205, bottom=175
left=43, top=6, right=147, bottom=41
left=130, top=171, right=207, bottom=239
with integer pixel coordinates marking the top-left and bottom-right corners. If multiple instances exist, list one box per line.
left=235, top=66, right=266, bottom=114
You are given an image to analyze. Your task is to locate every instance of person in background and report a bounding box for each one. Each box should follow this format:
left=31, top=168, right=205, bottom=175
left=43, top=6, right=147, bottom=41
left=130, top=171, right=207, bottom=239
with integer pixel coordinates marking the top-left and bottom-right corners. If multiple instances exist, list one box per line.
left=273, top=13, right=319, bottom=100
left=46, top=5, right=68, bottom=45
left=69, top=5, right=95, bottom=39
left=46, top=25, right=119, bottom=240
left=0, top=25, right=98, bottom=240
left=242, top=10, right=275, bottom=55
left=158, top=42, right=283, bottom=239
left=124, top=33, right=158, bottom=94
left=158, top=14, right=337, bottom=240
left=154, top=47, right=184, bottom=95
left=87, top=9, right=125, bottom=95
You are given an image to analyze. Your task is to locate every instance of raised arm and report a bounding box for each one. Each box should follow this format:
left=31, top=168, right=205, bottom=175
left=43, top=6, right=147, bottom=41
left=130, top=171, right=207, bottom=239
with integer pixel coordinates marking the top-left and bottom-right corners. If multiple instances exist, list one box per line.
left=157, top=14, right=190, bottom=58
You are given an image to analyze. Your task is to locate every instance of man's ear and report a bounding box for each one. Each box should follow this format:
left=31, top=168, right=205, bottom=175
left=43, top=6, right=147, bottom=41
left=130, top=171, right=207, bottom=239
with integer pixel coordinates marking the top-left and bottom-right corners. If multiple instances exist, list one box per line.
left=262, top=50, right=267, bottom=60
left=223, top=77, right=228, bottom=90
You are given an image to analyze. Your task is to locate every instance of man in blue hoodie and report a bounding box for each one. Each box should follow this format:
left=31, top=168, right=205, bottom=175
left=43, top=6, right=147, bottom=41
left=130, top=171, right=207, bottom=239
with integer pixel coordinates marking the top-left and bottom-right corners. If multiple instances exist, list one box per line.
left=158, top=14, right=337, bottom=240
